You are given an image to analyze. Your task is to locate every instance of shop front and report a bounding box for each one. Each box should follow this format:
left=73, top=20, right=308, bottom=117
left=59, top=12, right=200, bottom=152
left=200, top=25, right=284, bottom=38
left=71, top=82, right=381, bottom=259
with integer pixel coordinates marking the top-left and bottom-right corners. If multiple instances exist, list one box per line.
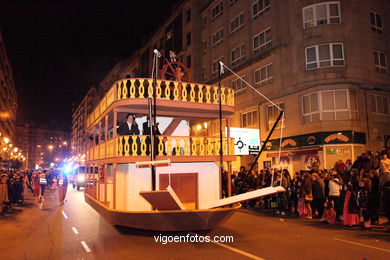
left=261, top=130, right=366, bottom=174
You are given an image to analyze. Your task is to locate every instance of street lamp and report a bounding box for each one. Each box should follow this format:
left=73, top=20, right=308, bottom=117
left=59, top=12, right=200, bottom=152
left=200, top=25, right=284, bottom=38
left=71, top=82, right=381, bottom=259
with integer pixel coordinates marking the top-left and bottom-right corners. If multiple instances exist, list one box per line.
left=48, top=145, right=54, bottom=164
left=3, top=137, right=9, bottom=144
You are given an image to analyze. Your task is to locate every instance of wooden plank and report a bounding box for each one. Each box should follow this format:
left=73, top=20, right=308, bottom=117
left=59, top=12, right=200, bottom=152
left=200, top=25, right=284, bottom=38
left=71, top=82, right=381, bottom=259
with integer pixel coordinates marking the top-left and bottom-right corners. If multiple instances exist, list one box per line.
left=202, top=186, right=285, bottom=209
left=139, top=186, right=186, bottom=210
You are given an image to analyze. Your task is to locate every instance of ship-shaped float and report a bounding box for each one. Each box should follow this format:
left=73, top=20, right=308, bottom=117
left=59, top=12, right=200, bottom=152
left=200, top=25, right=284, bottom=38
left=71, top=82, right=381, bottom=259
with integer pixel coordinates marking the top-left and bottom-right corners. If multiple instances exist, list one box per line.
left=83, top=56, right=284, bottom=231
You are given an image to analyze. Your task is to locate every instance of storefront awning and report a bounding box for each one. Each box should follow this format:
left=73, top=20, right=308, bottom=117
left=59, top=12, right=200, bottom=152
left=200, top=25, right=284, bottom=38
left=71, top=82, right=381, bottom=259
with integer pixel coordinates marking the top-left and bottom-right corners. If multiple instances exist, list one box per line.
left=266, top=148, right=318, bottom=158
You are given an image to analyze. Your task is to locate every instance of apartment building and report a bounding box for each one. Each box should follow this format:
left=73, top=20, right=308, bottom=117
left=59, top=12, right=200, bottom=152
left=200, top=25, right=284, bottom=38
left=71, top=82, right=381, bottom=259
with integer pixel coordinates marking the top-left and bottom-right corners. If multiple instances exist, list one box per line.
left=0, top=29, right=17, bottom=140
left=75, top=0, right=390, bottom=172
left=71, top=87, right=98, bottom=157
left=201, top=0, right=390, bottom=171
left=16, top=124, right=70, bottom=169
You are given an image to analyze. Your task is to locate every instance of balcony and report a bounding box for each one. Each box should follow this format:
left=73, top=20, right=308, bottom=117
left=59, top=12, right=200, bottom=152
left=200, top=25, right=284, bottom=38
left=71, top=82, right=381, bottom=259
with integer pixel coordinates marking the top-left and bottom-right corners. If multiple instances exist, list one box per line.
left=87, top=135, right=236, bottom=163
left=86, top=78, right=235, bottom=130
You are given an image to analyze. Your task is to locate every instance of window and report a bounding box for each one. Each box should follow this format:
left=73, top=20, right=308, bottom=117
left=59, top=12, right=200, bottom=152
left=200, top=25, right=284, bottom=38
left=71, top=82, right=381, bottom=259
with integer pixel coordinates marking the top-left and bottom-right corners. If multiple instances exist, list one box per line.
left=202, top=41, right=207, bottom=54
left=302, top=2, right=341, bottom=29
left=253, top=27, right=272, bottom=54
left=371, top=95, right=390, bottom=116
left=370, top=11, right=382, bottom=33
left=186, top=55, right=191, bottom=68
left=374, top=50, right=387, bottom=73
left=267, top=103, right=285, bottom=129
left=186, top=9, right=191, bottom=23
left=211, top=1, right=223, bottom=21
left=302, top=89, right=357, bottom=123
left=241, top=110, right=258, bottom=128
left=212, top=27, right=224, bottom=47
left=229, top=0, right=238, bottom=6
left=230, top=13, right=244, bottom=33
left=305, top=43, right=344, bottom=70
left=202, top=67, right=208, bottom=81
left=252, top=0, right=270, bottom=19
left=186, top=32, right=191, bottom=46
left=230, top=44, right=245, bottom=67
left=254, top=63, right=273, bottom=86
left=212, top=57, right=224, bottom=77
left=231, top=76, right=246, bottom=96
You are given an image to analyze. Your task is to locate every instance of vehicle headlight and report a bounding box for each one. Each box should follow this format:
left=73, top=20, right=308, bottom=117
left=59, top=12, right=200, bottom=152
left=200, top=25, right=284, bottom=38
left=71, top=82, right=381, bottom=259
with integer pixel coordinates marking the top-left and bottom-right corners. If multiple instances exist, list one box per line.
left=77, top=175, right=85, bottom=182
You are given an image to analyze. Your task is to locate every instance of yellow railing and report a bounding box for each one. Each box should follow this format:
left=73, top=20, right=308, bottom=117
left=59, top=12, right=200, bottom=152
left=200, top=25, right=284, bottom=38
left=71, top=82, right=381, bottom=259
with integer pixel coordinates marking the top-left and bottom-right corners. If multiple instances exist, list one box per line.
left=86, top=78, right=235, bottom=128
left=87, top=135, right=235, bottom=161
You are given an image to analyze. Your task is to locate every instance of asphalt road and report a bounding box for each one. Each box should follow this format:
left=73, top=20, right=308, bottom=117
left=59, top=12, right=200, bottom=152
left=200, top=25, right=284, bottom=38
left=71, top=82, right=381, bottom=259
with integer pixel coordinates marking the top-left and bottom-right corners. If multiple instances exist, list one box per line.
left=1, top=186, right=389, bottom=260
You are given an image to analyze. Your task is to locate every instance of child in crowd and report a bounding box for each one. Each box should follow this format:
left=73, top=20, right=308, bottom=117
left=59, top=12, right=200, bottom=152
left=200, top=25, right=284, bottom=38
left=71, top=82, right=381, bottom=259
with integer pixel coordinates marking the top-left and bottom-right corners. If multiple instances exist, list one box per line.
left=321, top=199, right=336, bottom=224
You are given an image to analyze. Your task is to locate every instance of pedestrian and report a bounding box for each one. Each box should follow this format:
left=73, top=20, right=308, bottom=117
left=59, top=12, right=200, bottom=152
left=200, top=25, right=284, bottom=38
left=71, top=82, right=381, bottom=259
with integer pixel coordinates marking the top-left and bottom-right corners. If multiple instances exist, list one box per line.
left=58, top=173, right=68, bottom=205
left=369, top=170, right=380, bottom=224
left=321, top=199, right=336, bottom=224
left=303, top=172, right=313, bottom=219
left=0, top=174, right=9, bottom=213
left=312, top=173, right=325, bottom=218
left=32, top=171, right=41, bottom=204
left=328, top=170, right=343, bottom=221
left=342, top=183, right=360, bottom=227
left=358, top=178, right=372, bottom=229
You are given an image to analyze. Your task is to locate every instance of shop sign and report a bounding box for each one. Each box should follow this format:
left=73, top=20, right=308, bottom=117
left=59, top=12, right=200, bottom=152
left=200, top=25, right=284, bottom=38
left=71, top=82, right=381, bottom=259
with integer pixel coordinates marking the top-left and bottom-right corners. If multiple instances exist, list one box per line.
left=281, top=139, right=297, bottom=148
left=228, top=127, right=260, bottom=156
left=324, top=133, right=349, bottom=143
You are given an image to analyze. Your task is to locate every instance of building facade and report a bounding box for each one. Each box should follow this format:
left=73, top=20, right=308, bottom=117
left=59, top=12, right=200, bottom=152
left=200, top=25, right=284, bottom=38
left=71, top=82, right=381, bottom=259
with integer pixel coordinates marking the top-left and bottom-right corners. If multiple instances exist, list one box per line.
left=71, top=87, right=98, bottom=157
left=75, top=0, right=390, bottom=173
left=16, top=124, right=70, bottom=169
left=0, top=29, right=17, bottom=141
left=201, top=0, right=390, bottom=171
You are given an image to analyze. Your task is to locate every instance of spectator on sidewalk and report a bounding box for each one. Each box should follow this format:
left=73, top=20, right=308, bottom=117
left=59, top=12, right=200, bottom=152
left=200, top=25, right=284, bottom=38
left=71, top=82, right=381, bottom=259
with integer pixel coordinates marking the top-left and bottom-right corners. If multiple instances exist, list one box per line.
left=312, top=173, right=325, bottom=218
left=342, top=182, right=360, bottom=227
left=328, top=171, right=343, bottom=221
left=358, top=178, right=372, bottom=229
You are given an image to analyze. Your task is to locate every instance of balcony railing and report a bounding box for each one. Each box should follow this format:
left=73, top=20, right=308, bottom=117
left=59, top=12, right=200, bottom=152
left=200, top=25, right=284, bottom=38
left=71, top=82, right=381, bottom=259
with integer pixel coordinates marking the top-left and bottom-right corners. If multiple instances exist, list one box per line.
left=87, top=135, right=235, bottom=161
left=86, top=78, right=235, bottom=128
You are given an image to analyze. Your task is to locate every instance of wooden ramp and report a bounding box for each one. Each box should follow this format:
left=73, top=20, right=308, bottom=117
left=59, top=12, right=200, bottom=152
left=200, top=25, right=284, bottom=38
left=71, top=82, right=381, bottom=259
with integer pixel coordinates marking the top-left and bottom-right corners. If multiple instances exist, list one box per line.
left=139, top=186, right=186, bottom=210
left=202, top=186, right=285, bottom=209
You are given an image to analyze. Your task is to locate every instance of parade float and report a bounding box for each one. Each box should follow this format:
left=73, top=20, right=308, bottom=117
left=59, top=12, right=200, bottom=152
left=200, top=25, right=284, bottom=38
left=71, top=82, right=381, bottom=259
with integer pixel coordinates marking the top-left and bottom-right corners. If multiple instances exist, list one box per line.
left=83, top=51, right=284, bottom=231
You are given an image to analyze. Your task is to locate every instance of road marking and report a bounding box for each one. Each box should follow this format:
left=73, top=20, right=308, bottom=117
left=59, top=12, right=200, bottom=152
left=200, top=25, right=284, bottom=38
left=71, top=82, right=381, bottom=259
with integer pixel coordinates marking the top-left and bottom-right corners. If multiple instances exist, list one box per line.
left=72, top=227, right=79, bottom=234
left=334, top=238, right=390, bottom=254
left=61, top=210, right=68, bottom=219
left=81, top=241, right=92, bottom=253
left=211, top=241, right=265, bottom=260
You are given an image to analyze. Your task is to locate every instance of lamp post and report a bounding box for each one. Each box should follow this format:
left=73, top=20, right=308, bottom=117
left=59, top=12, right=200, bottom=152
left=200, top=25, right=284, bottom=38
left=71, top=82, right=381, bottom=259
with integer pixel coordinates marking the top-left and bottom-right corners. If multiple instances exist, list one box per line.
left=48, top=145, right=54, bottom=165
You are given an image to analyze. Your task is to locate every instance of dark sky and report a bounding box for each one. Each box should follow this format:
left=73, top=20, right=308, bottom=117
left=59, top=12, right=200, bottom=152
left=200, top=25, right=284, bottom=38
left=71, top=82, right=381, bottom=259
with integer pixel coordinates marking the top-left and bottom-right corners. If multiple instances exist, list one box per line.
left=0, top=0, right=180, bottom=130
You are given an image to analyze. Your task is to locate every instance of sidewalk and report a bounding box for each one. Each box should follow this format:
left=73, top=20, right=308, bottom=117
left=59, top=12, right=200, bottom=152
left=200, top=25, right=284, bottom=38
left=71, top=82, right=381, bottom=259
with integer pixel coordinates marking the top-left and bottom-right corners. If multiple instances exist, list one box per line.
left=0, top=187, right=59, bottom=220
left=244, top=207, right=390, bottom=232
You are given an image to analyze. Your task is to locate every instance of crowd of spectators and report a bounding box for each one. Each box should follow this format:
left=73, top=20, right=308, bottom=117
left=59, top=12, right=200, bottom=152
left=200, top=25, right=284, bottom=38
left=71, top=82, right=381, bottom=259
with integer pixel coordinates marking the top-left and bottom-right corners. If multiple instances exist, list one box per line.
left=0, top=169, right=59, bottom=213
left=223, top=151, right=390, bottom=229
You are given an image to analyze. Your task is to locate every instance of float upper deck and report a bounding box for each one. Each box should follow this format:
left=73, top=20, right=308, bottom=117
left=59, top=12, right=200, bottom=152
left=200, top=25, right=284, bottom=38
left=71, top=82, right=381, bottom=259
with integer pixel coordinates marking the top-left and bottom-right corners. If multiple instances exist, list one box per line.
left=86, top=78, right=235, bottom=131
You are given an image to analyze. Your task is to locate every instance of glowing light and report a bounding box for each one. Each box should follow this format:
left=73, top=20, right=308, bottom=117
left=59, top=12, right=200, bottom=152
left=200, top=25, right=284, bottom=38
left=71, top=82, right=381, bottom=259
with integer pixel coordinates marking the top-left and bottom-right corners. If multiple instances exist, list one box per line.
left=196, top=124, right=202, bottom=130
left=63, top=141, right=67, bottom=145
left=55, top=158, right=59, bottom=161
left=77, top=175, right=85, bottom=182
left=204, top=122, right=208, bottom=129
left=63, top=163, right=74, bottom=174
left=48, top=145, right=54, bottom=150
left=2, top=147, right=7, bottom=152
left=13, top=147, right=18, bottom=152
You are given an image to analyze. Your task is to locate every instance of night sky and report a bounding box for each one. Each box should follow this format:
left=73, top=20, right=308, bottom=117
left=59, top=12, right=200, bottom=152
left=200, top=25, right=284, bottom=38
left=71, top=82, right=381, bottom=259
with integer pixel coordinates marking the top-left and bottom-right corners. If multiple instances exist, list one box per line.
left=0, top=0, right=180, bottom=130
